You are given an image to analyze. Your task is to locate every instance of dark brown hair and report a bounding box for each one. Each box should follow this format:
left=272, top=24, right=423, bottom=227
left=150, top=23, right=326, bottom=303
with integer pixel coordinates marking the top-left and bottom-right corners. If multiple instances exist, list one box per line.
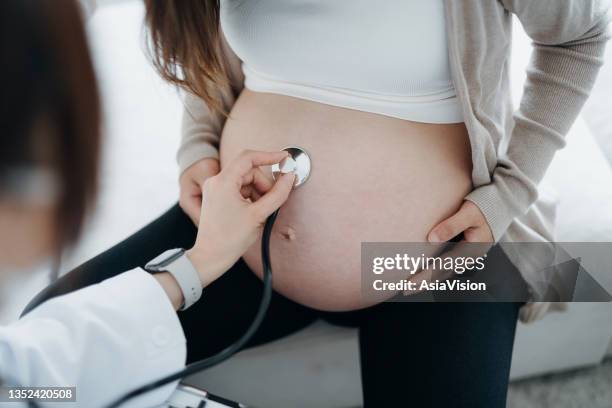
left=0, top=0, right=101, bottom=247
left=144, top=0, right=229, bottom=113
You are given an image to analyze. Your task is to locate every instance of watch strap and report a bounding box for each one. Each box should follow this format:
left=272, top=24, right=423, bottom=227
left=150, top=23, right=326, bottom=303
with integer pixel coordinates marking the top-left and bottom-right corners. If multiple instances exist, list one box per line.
left=167, top=253, right=202, bottom=310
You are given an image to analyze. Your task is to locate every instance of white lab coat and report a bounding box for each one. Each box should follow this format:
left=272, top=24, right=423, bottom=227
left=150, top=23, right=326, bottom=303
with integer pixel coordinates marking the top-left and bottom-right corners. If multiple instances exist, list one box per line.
left=0, top=2, right=186, bottom=404
left=0, top=269, right=187, bottom=407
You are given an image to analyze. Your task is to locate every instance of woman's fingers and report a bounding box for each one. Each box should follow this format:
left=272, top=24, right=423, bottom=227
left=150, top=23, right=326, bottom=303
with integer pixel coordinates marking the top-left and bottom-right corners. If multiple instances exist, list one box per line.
left=428, top=203, right=474, bottom=242
left=252, top=172, right=296, bottom=219
left=402, top=239, right=491, bottom=296
left=179, top=158, right=220, bottom=225
left=179, top=180, right=203, bottom=225
left=226, top=150, right=289, bottom=180
left=462, top=225, right=490, bottom=242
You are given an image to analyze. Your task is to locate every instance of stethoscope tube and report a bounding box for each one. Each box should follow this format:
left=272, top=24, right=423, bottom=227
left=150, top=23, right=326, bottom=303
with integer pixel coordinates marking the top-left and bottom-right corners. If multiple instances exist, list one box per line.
left=10, top=148, right=308, bottom=407
left=1, top=210, right=279, bottom=408
left=109, top=146, right=312, bottom=407
left=106, top=209, right=280, bottom=408
left=7, top=148, right=310, bottom=407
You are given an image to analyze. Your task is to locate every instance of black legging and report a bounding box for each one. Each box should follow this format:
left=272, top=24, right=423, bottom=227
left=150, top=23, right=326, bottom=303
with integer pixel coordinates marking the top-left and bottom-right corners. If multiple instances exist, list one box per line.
left=24, top=204, right=524, bottom=407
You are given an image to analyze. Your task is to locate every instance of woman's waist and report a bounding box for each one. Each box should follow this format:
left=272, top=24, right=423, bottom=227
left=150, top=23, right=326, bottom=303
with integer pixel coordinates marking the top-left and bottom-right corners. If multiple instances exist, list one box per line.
left=220, top=90, right=473, bottom=238
left=220, top=90, right=473, bottom=310
left=220, top=90, right=471, bottom=163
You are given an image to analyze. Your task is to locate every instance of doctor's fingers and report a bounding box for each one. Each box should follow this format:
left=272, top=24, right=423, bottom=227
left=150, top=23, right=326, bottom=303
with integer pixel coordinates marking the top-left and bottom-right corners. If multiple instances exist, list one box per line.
left=240, top=168, right=275, bottom=202
left=240, top=185, right=261, bottom=202
left=251, top=172, right=296, bottom=220
left=241, top=167, right=274, bottom=193
left=224, top=150, right=289, bottom=180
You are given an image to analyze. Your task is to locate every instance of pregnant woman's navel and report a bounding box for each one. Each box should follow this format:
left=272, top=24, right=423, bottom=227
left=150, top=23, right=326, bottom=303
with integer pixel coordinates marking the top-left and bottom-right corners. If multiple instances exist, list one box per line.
left=220, top=90, right=472, bottom=311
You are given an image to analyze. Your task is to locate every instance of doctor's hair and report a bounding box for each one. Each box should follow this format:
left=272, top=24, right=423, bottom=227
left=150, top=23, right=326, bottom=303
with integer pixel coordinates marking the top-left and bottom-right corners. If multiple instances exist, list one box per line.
left=144, top=0, right=230, bottom=114
left=0, top=0, right=101, bottom=247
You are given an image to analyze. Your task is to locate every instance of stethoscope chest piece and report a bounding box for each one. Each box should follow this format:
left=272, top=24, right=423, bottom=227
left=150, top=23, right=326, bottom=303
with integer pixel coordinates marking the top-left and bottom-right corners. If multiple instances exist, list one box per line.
left=271, top=146, right=311, bottom=188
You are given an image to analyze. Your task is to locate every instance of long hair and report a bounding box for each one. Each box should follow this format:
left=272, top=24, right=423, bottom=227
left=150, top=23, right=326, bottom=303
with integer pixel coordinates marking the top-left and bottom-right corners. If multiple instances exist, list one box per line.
left=0, top=0, right=101, bottom=248
left=144, top=0, right=230, bottom=113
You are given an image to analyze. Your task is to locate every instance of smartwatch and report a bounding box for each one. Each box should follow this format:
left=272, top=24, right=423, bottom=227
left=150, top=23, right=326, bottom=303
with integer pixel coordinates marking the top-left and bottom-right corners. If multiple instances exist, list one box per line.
left=145, top=248, right=202, bottom=310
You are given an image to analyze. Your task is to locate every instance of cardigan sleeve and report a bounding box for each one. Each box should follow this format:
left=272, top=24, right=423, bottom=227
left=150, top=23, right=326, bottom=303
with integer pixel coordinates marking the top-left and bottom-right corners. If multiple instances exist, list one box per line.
left=465, top=0, right=611, bottom=241
left=178, top=30, right=245, bottom=174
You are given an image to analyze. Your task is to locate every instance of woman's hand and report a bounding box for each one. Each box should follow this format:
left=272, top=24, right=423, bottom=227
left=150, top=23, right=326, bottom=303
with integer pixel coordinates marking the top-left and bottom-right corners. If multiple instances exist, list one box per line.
left=402, top=201, right=493, bottom=297
left=186, top=150, right=296, bottom=287
left=427, top=200, right=493, bottom=243
left=179, top=158, right=221, bottom=225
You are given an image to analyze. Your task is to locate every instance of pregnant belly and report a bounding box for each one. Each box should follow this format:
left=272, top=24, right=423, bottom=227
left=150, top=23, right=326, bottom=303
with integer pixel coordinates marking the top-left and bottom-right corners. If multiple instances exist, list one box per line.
left=220, top=90, right=473, bottom=311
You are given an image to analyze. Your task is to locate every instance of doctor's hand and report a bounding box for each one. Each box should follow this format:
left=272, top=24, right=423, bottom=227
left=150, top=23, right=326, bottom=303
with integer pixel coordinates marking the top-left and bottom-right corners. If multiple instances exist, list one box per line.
left=186, top=150, right=296, bottom=287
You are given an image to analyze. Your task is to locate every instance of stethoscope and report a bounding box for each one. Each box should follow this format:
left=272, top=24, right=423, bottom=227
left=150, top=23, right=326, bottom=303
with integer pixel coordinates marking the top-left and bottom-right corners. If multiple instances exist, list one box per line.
left=1, top=147, right=312, bottom=408
left=104, top=147, right=312, bottom=407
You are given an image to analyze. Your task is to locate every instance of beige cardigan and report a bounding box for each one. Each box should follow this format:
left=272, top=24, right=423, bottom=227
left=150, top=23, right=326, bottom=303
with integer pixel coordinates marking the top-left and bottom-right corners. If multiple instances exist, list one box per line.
left=179, top=0, right=611, bottom=322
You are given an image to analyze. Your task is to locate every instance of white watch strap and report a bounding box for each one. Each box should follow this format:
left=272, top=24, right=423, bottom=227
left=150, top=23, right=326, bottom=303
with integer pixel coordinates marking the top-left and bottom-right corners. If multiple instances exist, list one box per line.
left=165, top=253, right=203, bottom=310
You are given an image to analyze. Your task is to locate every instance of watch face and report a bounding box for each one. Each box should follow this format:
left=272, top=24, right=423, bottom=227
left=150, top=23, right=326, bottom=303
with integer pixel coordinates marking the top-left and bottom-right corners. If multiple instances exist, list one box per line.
left=146, top=248, right=185, bottom=271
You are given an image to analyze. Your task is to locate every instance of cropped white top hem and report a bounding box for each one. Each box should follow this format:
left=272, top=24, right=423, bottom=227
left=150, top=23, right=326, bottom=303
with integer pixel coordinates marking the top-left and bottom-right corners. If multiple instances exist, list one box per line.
left=220, top=0, right=465, bottom=124
left=243, top=65, right=465, bottom=124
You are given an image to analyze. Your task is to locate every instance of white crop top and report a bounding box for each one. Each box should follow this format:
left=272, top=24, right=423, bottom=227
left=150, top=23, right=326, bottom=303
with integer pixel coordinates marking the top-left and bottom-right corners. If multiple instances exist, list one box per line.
left=220, top=0, right=463, bottom=124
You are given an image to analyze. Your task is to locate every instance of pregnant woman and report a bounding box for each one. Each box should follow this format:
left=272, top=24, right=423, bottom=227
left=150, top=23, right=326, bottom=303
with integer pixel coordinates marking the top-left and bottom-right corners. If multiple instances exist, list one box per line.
left=27, top=0, right=609, bottom=406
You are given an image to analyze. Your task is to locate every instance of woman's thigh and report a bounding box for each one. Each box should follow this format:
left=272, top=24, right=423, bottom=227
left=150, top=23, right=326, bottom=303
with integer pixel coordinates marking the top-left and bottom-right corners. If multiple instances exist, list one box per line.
left=180, top=256, right=318, bottom=362
left=358, top=301, right=520, bottom=407
left=356, top=243, right=526, bottom=407
left=23, top=205, right=197, bottom=313
left=23, top=204, right=318, bottom=363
